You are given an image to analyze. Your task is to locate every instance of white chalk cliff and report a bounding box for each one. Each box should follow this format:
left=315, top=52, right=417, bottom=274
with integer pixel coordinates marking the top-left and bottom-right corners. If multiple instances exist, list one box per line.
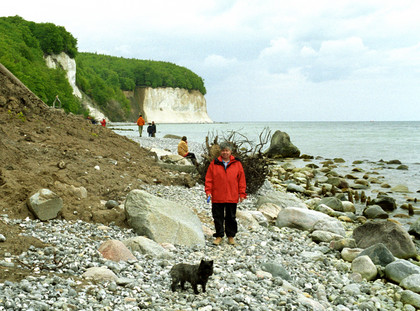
left=135, top=87, right=212, bottom=123
left=44, top=53, right=106, bottom=121
left=45, top=53, right=212, bottom=123
left=44, top=52, right=82, bottom=99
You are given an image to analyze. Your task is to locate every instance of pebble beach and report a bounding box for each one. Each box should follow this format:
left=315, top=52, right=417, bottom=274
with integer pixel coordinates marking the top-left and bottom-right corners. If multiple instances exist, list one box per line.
left=1, top=136, right=419, bottom=311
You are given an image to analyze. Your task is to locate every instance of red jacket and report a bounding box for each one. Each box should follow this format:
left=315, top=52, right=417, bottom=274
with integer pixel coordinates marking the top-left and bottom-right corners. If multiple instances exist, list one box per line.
left=205, top=155, right=247, bottom=203
left=137, top=116, right=145, bottom=126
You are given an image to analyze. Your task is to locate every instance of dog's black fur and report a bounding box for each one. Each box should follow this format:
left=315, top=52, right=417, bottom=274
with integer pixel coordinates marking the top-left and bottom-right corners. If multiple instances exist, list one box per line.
left=170, top=259, right=214, bottom=294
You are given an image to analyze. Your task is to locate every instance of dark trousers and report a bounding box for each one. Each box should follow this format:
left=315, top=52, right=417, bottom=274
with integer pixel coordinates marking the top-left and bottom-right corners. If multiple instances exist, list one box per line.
left=185, top=153, right=197, bottom=165
left=211, top=203, right=238, bottom=238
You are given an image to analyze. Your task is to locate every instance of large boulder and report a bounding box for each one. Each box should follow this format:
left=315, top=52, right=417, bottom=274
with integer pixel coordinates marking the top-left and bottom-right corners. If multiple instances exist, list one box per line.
left=124, top=190, right=205, bottom=247
left=256, top=191, right=306, bottom=210
left=310, top=230, right=344, bottom=243
left=408, top=218, right=420, bottom=238
left=371, top=195, right=397, bottom=212
left=265, top=130, right=300, bottom=158
left=317, top=197, right=343, bottom=212
left=275, top=207, right=344, bottom=234
left=236, top=210, right=260, bottom=230
left=160, top=154, right=191, bottom=166
left=312, top=218, right=346, bottom=236
left=326, top=176, right=350, bottom=189
left=351, top=255, right=377, bottom=281
left=400, top=274, right=420, bottom=293
left=401, top=290, right=420, bottom=309
left=257, top=203, right=282, bottom=223
left=363, top=205, right=389, bottom=219
left=26, top=189, right=63, bottom=221
left=353, top=220, right=417, bottom=259
left=356, top=243, right=395, bottom=267
left=385, top=259, right=420, bottom=284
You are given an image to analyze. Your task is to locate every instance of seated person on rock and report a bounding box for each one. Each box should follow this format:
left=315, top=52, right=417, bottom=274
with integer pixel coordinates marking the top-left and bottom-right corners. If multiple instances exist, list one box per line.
left=178, top=136, right=198, bottom=166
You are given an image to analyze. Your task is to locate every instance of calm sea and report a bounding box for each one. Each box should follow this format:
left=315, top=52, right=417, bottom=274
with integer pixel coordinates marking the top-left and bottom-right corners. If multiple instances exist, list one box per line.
left=113, top=121, right=420, bottom=163
left=111, top=121, right=420, bottom=214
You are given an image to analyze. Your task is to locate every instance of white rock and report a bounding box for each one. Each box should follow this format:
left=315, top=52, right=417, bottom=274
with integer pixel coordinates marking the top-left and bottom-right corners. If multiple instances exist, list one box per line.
left=82, top=266, right=118, bottom=281
left=351, top=255, right=377, bottom=281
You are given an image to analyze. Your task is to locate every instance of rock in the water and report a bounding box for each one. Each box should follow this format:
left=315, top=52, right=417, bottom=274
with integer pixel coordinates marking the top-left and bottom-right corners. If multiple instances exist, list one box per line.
left=371, top=195, right=397, bottom=212
left=265, top=130, right=300, bottom=158
left=363, top=205, right=389, bottom=219
left=391, top=185, right=409, bottom=193
left=163, top=134, right=182, bottom=140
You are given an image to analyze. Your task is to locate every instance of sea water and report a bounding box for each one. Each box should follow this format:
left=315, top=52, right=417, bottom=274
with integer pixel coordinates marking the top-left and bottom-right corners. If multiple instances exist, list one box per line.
left=112, top=121, right=420, bottom=162
left=111, top=121, right=420, bottom=218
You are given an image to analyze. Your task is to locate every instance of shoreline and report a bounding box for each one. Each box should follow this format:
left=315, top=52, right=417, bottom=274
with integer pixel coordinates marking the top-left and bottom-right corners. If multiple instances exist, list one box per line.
left=130, top=135, right=420, bottom=229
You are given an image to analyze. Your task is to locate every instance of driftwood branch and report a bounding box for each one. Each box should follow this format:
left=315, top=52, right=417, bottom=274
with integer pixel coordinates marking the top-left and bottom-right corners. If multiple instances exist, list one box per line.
left=196, top=128, right=272, bottom=194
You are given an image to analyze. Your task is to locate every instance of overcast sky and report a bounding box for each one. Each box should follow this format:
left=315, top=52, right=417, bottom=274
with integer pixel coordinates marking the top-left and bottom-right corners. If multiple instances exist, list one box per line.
left=3, top=0, right=420, bottom=122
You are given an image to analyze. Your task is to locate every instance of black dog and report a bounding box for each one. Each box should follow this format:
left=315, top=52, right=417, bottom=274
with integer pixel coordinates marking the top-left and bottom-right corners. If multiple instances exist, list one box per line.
left=170, top=259, right=214, bottom=294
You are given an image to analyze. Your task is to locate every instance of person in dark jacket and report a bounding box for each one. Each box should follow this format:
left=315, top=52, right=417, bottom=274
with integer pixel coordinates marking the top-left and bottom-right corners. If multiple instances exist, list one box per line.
left=147, top=123, right=153, bottom=137
left=205, top=142, right=247, bottom=246
left=151, top=121, right=156, bottom=137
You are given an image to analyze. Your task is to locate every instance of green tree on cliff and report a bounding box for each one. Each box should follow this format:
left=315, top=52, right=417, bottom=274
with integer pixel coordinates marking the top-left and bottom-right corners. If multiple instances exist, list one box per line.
left=0, top=16, right=83, bottom=114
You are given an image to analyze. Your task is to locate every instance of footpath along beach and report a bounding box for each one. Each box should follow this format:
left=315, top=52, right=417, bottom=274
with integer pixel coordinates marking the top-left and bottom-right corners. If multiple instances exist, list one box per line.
left=1, top=135, right=420, bottom=311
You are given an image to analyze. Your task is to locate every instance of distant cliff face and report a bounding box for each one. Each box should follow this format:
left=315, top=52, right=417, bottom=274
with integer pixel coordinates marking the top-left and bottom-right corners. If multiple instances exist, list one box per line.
left=133, top=87, right=212, bottom=123
left=45, top=53, right=212, bottom=123
left=45, top=53, right=107, bottom=121
left=44, top=52, right=82, bottom=98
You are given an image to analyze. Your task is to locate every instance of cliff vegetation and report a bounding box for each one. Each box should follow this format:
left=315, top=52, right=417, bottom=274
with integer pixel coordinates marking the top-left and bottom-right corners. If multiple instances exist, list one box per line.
left=76, top=53, right=206, bottom=121
left=0, top=16, right=83, bottom=114
left=0, top=16, right=207, bottom=121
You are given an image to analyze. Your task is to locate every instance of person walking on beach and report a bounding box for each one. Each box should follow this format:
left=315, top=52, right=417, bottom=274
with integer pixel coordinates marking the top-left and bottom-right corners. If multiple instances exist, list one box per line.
left=136, top=114, right=145, bottom=137
left=151, top=121, right=156, bottom=137
left=147, top=123, right=153, bottom=137
left=205, top=142, right=247, bottom=246
left=178, top=136, right=198, bottom=166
